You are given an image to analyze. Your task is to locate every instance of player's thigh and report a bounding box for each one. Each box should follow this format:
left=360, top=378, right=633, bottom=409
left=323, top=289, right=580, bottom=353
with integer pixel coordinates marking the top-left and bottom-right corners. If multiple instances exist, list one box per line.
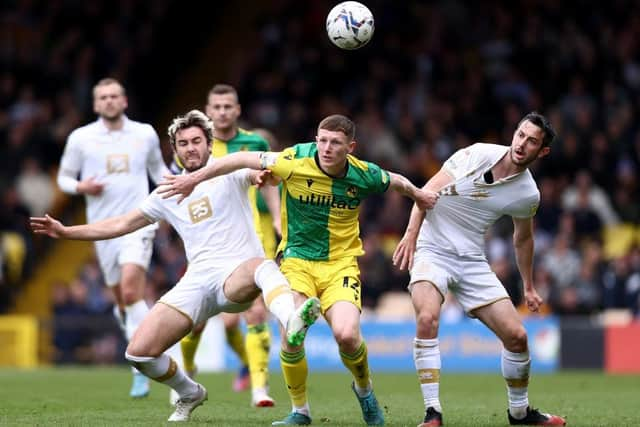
left=409, top=252, right=450, bottom=306
left=317, top=257, right=362, bottom=313
left=473, top=298, right=525, bottom=346
left=128, top=302, right=191, bottom=357
left=223, top=257, right=264, bottom=304
left=279, top=258, right=318, bottom=299
left=410, top=280, right=444, bottom=320
left=119, top=263, right=146, bottom=302
left=324, top=301, right=361, bottom=341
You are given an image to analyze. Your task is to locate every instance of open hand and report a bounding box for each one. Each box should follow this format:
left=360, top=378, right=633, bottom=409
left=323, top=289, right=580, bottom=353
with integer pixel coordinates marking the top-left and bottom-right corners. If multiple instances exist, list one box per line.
left=392, top=232, right=418, bottom=271
left=157, top=174, right=197, bottom=204
left=30, top=214, right=65, bottom=238
left=253, top=170, right=275, bottom=188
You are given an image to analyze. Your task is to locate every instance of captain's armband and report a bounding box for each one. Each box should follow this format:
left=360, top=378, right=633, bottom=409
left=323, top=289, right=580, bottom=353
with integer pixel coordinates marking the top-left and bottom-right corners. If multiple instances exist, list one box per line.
left=259, top=152, right=278, bottom=169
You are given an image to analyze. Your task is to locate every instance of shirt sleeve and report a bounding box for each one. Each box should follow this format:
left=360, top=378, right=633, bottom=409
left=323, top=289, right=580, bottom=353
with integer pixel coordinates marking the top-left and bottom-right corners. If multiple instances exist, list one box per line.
left=262, top=147, right=297, bottom=180
left=504, top=193, right=540, bottom=218
left=145, top=125, right=170, bottom=184
left=138, top=191, right=164, bottom=223
left=442, top=145, right=478, bottom=180
left=365, top=162, right=391, bottom=194
left=57, top=131, right=83, bottom=194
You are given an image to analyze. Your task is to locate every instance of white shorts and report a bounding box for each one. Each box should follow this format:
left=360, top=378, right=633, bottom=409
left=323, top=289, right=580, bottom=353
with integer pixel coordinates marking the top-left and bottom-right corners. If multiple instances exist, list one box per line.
left=94, top=224, right=156, bottom=287
left=158, top=259, right=253, bottom=326
left=409, top=250, right=509, bottom=314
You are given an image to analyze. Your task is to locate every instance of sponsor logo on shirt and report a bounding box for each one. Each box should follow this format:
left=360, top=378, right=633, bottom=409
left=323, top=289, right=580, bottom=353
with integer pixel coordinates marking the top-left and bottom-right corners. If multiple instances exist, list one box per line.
left=106, top=154, right=130, bottom=173
left=188, top=197, right=213, bottom=224
left=298, top=193, right=361, bottom=210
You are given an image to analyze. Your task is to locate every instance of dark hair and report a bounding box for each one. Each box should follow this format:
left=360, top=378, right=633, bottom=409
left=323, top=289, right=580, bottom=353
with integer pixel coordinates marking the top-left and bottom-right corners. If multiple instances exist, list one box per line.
left=518, top=112, right=556, bottom=147
left=318, top=114, right=356, bottom=140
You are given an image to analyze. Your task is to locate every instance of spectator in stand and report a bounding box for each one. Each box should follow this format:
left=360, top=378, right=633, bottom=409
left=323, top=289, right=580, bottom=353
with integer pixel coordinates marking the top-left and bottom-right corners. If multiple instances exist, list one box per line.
left=562, top=170, right=619, bottom=227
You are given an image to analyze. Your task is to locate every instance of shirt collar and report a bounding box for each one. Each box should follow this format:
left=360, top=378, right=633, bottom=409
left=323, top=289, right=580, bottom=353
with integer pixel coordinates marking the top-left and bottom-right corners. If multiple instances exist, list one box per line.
left=96, top=115, right=131, bottom=133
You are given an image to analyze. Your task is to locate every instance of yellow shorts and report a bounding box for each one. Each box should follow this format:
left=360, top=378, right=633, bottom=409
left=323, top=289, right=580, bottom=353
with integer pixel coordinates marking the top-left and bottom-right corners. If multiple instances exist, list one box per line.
left=280, top=257, right=361, bottom=313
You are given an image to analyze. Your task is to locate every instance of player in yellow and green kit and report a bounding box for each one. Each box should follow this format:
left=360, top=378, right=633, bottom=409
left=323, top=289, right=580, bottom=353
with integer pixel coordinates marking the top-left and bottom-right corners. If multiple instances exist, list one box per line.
left=171, top=84, right=281, bottom=407
left=160, top=114, right=439, bottom=426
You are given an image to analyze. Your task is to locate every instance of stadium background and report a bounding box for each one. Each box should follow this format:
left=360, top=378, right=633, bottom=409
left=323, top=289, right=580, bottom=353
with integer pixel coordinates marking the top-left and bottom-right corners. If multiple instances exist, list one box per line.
left=1, top=0, right=640, bottom=378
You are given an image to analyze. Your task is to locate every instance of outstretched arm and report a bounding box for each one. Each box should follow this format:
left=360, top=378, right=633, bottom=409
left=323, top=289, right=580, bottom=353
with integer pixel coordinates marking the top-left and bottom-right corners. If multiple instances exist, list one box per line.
left=158, top=151, right=264, bottom=202
left=30, top=209, right=151, bottom=241
left=513, top=216, right=542, bottom=312
left=392, top=168, right=453, bottom=270
left=388, top=172, right=439, bottom=210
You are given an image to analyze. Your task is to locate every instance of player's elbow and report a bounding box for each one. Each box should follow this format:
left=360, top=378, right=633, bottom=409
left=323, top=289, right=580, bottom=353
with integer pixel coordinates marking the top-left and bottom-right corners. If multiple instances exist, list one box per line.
left=513, top=231, right=533, bottom=248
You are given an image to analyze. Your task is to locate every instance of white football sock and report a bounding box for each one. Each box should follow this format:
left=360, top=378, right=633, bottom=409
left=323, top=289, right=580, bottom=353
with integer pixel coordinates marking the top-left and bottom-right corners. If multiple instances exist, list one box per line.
left=254, top=260, right=295, bottom=328
left=501, top=348, right=530, bottom=419
left=124, top=299, right=149, bottom=341
left=125, top=353, right=199, bottom=398
left=112, top=305, right=126, bottom=334
left=414, top=337, right=442, bottom=412
left=292, top=402, right=310, bottom=417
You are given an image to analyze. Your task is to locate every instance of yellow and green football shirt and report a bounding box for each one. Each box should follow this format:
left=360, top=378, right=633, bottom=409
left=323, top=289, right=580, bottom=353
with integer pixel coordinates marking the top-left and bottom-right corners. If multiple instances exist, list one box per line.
left=266, top=142, right=390, bottom=261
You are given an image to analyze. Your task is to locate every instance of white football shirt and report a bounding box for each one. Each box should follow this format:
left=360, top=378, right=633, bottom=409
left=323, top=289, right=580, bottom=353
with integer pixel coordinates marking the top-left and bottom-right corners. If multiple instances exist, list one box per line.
left=139, top=169, right=264, bottom=267
left=417, top=143, right=540, bottom=259
left=58, top=116, right=169, bottom=223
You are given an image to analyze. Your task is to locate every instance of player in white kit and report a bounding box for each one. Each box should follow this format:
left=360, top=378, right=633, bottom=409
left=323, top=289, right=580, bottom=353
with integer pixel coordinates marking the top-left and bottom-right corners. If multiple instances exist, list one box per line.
left=56, top=78, right=169, bottom=398
left=393, top=112, right=566, bottom=426
left=33, top=110, right=321, bottom=422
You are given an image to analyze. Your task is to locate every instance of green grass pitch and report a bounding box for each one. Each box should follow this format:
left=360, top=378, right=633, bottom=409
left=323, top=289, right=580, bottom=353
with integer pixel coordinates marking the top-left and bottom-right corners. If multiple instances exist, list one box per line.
left=0, top=368, right=637, bottom=426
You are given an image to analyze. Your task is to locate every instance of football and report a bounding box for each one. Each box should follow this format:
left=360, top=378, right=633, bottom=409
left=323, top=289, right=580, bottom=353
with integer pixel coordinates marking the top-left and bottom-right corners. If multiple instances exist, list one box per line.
left=326, top=1, right=374, bottom=50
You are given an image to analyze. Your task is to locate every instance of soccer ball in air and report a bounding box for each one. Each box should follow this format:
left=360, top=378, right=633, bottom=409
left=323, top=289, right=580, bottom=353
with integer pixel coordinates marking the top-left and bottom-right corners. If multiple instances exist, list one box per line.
left=326, top=1, right=374, bottom=50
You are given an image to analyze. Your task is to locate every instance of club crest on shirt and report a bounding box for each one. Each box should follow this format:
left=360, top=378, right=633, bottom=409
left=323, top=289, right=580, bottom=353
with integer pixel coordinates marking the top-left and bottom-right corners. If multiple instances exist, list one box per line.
left=188, top=197, right=213, bottom=224
left=346, top=186, right=358, bottom=198
left=439, top=184, right=458, bottom=196
left=106, top=154, right=130, bottom=173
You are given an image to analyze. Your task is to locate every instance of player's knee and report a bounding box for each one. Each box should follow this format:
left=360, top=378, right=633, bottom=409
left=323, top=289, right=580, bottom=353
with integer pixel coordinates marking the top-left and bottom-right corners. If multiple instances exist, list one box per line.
left=333, top=327, right=360, bottom=351
left=120, top=288, right=141, bottom=306
left=416, top=310, right=439, bottom=336
left=126, top=339, right=161, bottom=359
left=223, top=313, right=241, bottom=329
left=244, top=300, right=268, bottom=324
left=504, top=326, right=528, bottom=353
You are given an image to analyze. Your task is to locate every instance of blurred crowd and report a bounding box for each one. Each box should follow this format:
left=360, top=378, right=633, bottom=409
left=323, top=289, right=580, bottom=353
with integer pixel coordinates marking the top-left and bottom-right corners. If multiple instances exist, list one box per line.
left=229, top=0, right=640, bottom=316
left=2, top=0, right=640, bottom=363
